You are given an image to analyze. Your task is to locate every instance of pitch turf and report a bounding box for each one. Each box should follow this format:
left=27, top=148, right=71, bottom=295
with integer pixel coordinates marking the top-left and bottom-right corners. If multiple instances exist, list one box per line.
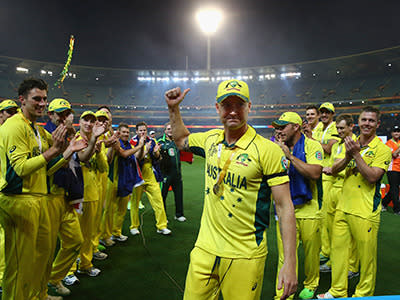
left=39, top=157, right=400, bottom=299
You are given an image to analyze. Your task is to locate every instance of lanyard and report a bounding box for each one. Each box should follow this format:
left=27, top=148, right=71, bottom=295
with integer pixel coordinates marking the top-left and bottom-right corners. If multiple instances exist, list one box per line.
left=21, top=113, right=43, bottom=153
left=337, top=143, right=343, bottom=155
left=213, top=144, right=238, bottom=196
left=216, top=144, right=237, bottom=185
left=321, top=122, right=334, bottom=144
left=360, top=146, right=370, bottom=157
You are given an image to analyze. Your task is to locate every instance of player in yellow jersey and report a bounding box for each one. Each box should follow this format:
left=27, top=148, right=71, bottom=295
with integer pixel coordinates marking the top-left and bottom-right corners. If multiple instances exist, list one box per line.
left=43, top=99, right=88, bottom=298
left=319, top=114, right=359, bottom=277
left=129, top=122, right=171, bottom=235
left=94, top=106, right=119, bottom=252
left=312, top=102, right=339, bottom=264
left=318, top=106, right=392, bottom=298
left=68, top=111, right=107, bottom=278
left=0, top=78, right=68, bottom=300
left=91, top=108, right=117, bottom=255
left=0, top=99, right=19, bottom=125
left=0, top=99, right=19, bottom=294
left=303, top=105, right=320, bottom=139
left=165, top=79, right=297, bottom=300
left=273, top=112, right=323, bottom=300
left=106, top=123, right=144, bottom=241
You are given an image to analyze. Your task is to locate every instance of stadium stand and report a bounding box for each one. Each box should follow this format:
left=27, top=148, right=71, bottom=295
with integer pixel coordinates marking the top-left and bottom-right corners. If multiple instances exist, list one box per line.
left=1, top=45, right=400, bottom=136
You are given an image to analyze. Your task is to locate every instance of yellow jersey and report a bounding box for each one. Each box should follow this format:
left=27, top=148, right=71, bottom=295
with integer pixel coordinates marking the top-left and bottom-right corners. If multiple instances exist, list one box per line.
left=291, top=136, right=324, bottom=219
left=0, top=112, right=52, bottom=195
left=338, top=136, right=392, bottom=221
left=189, top=126, right=289, bottom=258
left=330, top=134, right=357, bottom=188
left=76, top=133, right=107, bottom=202
left=313, top=121, right=340, bottom=181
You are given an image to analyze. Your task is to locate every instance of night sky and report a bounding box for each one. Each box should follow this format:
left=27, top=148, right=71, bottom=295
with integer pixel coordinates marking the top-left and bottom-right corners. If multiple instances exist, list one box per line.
left=1, top=0, right=399, bottom=70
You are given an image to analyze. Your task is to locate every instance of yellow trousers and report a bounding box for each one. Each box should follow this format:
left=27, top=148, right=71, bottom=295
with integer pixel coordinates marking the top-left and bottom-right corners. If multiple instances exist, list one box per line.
left=184, top=246, right=266, bottom=300
left=275, top=218, right=321, bottom=299
left=0, top=224, right=4, bottom=287
left=68, top=201, right=99, bottom=273
left=112, top=194, right=130, bottom=236
left=130, top=178, right=167, bottom=230
left=48, top=196, right=83, bottom=285
left=100, top=180, right=117, bottom=240
left=0, top=194, right=51, bottom=300
left=93, top=172, right=108, bottom=251
left=327, top=186, right=359, bottom=273
left=329, top=211, right=379, bottom=298
left=320, top=180, right=332, bottom=258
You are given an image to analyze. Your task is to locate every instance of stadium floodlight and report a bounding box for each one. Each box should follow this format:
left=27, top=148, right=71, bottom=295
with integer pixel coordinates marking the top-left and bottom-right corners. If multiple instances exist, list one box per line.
left=196, top=9, right=222, bottom=73
left=16, top=67, right=29, bottom=73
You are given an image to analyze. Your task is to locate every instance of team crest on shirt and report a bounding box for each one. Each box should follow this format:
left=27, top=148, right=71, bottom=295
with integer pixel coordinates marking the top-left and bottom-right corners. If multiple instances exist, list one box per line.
left=281, top=156, right=289, bottom=171
left=168, top=148, right=176, bottom=156
left=236, top=153, right=251, bottom=166
left=315, top=151, right=323, bottom=160
left=364, top=151, right=375, bottom=158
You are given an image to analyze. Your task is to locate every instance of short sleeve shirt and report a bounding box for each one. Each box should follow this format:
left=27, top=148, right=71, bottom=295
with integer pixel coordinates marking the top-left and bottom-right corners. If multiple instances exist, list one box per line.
left=76, top=133, right=100, bottom=202
left=188, top=126, right=289, bottom=258
left=386, top=139, right=400, bottom=172
left=293, top=137, right=324, bottom=219
left=338, top=136, right=392, bottom=221
left=330, top=134, right=357, bottom=188
left=313, top=121, right=340, bottom=181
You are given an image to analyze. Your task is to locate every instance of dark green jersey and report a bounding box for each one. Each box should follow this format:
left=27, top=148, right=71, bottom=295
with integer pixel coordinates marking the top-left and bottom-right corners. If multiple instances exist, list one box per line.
left=158, top=134, right=181, bottom=177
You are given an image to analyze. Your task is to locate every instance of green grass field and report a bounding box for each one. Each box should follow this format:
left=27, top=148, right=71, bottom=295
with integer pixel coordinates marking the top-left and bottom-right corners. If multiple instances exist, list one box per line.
left=47, top=157, right=400, bottom=299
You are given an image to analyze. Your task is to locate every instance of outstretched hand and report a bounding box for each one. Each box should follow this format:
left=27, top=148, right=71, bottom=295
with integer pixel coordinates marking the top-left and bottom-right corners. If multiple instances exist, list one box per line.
left=164, top=87, right=191, bottom=108
left=93, top=121, right=107, bottom=138
left=52, top=124, right=67, bottom=151
left=344, top=136, right=361, bottom=158
left=69, top=137, right=88, bottom=153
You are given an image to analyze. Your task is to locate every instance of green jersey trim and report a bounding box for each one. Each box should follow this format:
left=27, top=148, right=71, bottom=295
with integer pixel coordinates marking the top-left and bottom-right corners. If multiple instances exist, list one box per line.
left=373, top=181, right=382, bottom=212
left=190, top=146, right=205, bottom=158
left=2, top=155, right=23, bottom=194
left=254, top=175, right=272, bottom=246
left=317, top=176, right=323, bottom=209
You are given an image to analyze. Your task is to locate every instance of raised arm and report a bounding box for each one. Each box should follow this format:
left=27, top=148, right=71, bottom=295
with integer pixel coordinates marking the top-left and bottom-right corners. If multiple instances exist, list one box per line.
left=321, top=139, right=337, bottom=155
left=344, top=137, right=385, bottom=184
left=77, top=122, right=106, bottom=162
left=276, top=141, right=322, bottom=180
left=164, top=87, right=191, bottom=151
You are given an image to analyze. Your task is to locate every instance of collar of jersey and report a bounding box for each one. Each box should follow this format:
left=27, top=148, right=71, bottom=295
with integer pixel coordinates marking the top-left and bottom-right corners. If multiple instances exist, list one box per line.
left=357, top=135, right=380, bottom=149
left=216, top=126, right=257, bottom=150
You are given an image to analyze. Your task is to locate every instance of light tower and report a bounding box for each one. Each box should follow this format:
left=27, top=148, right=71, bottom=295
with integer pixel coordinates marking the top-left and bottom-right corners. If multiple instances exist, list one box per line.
left=196, top=9, right=222, bottom=74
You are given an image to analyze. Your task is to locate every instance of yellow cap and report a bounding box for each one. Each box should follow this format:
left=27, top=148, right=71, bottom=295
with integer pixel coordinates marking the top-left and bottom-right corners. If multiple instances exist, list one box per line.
left=319, top=102, right=335, bottom=113
left=216, top=79, right=250, bottom=103
left=95, top=110, right=110, bottom=120
left=272, top=112, right=302, bottom=127
left=48, top=98, right=74, bottom=113
left=80, top=111, right=96, bottom=120
left=0, top=99, right=18, bottom=111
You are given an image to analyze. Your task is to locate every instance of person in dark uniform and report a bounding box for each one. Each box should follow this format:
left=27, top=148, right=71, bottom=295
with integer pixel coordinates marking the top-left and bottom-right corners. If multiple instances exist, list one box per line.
left=158, top=122, right=186, bottom=222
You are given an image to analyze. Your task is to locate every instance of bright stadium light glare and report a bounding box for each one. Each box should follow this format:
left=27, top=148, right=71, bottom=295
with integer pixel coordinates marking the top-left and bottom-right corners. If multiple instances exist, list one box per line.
left=197, top=9, right=222, bottom=73
left=196, top=9, right=222, bottom=34
left=16, top=67, right=29, bottom=73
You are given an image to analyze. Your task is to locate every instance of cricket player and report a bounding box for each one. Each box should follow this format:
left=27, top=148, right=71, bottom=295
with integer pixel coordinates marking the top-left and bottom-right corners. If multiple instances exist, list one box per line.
left=165, top=80, right=297, bottom=300
left=318, top=106, right=392, bottom=298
